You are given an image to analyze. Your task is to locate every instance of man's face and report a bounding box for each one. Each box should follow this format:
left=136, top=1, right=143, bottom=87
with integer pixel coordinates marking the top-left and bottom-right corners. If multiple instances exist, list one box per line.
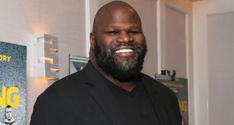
left=92, top=8, right=147, bottom=81
left=5, top=107, right=13, bottom=120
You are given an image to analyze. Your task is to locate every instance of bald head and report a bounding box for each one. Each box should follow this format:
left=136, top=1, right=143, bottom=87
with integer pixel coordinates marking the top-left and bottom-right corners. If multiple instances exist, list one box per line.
left=92, top=1, right=142, bottom=33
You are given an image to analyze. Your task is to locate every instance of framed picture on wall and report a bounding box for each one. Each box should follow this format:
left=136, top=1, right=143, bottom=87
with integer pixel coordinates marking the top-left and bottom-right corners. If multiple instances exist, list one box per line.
left=0, top=41, right=27, bottom=125
left=69, top=55, right=89, bottom=74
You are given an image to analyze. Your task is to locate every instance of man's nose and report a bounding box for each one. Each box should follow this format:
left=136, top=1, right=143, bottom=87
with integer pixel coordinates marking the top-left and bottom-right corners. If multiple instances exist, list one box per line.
left=117, top=32, right=133, bottom=43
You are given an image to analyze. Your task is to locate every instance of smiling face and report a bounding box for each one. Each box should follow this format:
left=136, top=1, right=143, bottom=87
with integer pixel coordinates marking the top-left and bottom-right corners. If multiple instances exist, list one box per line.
left=90, top=2, right=147, bottom=81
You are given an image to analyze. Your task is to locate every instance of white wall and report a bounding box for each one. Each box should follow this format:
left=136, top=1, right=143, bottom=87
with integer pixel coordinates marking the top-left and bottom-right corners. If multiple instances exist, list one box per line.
left=208, top=12, right=234, bottom=125
left=0, top=0, right=87, bottom=124
left=193, top=0, right=234, bottom=125
left=164, top=5, right=187, bottom=78
left=160, top=1, right=194, bottom=125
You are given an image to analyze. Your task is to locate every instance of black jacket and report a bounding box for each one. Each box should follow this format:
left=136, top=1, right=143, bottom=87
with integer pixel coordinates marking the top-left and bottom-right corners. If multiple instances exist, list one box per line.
left=30, top=62, right=181, bottom=125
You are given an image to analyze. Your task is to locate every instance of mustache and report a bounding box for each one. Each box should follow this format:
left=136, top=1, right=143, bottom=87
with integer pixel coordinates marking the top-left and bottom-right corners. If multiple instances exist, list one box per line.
left=112, top=41, right=136, bottom=48
left=114, top=42, right=135, bottom=47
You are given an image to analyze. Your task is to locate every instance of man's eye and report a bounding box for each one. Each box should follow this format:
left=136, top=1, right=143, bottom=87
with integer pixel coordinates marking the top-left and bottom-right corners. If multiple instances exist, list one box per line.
left=106, top=31, right=118, bottom=35
left=128, top=31, right=141, bottom=34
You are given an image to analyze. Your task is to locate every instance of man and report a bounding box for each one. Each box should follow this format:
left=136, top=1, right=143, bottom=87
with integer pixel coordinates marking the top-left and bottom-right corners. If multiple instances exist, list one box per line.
left=4, top=105, right=17, bottom=125
left=30, top=1, right=181, bottom=125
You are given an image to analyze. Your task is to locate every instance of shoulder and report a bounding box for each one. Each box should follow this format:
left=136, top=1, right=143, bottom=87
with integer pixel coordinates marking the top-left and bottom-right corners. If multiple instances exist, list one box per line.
left=34, top=70, right=93, bottom=110
left=43, top=70, right=91, bottom=98
left=36, top=62, right=99, bottom=104
left=31, top=71, right=91, bottom=121
left=140, top=73, right=178, bottom=101
left=140, top=73, right=182, bottom=122
left=43, top=62, right=97, bottom=96
left=141, top=73, right=173, bottom=93
left=51, top=71, right=86, bottom=88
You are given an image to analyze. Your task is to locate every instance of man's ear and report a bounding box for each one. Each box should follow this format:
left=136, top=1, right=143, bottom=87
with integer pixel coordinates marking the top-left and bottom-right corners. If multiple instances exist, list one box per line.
left=90, top=32, right=95, bottom=50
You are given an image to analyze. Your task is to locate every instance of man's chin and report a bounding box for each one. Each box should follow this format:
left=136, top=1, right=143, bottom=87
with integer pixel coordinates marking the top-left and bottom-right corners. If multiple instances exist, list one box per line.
left=115, top=59, right=136, bottom=70
left=108, top=62, right=141, bottom=81
left=109, top=70, right=140, bottom=82
left=114, top=55, right=135, bottom=65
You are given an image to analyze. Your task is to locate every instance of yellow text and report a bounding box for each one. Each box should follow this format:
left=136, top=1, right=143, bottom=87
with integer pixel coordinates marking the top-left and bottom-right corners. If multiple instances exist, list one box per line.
left=0, top=54, right=11, bottom=62
left=0, top=86, right=20, bottom=108
left=179, top=100, right=188, bottom=112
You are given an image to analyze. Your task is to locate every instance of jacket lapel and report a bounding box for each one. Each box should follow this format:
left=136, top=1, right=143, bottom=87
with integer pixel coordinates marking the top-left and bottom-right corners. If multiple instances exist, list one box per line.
left=82, top=62, right=124, bottom=125
left=141, top=76, right=167, bottom=125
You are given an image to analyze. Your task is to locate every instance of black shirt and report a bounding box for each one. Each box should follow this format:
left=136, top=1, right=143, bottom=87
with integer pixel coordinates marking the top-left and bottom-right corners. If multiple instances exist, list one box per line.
left=105, top=79, right=160, bottom=125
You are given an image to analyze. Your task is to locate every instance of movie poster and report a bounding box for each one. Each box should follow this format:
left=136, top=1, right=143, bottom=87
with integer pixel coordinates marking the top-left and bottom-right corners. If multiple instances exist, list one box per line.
left=0, top=41, right=26, bottom=125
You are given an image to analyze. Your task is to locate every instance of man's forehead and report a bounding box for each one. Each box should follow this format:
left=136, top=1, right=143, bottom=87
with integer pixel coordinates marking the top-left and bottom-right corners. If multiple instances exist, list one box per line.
left=100, top=1, right=133, bottom=11
left=93, top=1, right=142, bottom=32
left=99, top=24, right=142, bottom=31
left=98, top=7, right=134, bottom=20
left=98, top=1, right=137, bottom=18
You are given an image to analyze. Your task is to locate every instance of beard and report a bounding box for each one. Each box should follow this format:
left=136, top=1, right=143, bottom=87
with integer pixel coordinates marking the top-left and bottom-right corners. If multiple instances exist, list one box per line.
left=94, top=39, right=147, bottom=81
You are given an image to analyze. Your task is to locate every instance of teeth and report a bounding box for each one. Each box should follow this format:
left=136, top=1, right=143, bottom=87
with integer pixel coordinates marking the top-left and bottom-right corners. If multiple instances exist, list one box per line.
left=116, top=49, right=133, bottom=53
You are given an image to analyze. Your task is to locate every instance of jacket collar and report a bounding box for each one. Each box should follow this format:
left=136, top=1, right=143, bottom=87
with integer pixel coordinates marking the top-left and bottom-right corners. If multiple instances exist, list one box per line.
left=141, top=77, right=164, bottom=125
left=82, top=62, right=125, bottom=125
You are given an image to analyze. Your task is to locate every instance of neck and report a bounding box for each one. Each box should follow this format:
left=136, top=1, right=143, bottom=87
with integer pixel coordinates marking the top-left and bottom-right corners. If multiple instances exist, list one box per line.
left=90, top=57, right=135, bottom=92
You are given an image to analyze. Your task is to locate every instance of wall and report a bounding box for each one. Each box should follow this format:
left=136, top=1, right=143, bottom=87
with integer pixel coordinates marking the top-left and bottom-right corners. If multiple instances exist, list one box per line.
left=0, top=0, right=86, bottom=124
left=207, top=12, right=234, bottom=125
left=160, top=0, right=194, bottom=125
left=164, top=5, right=187, bottom=78
left=193, top=0, right=234, bottom=125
